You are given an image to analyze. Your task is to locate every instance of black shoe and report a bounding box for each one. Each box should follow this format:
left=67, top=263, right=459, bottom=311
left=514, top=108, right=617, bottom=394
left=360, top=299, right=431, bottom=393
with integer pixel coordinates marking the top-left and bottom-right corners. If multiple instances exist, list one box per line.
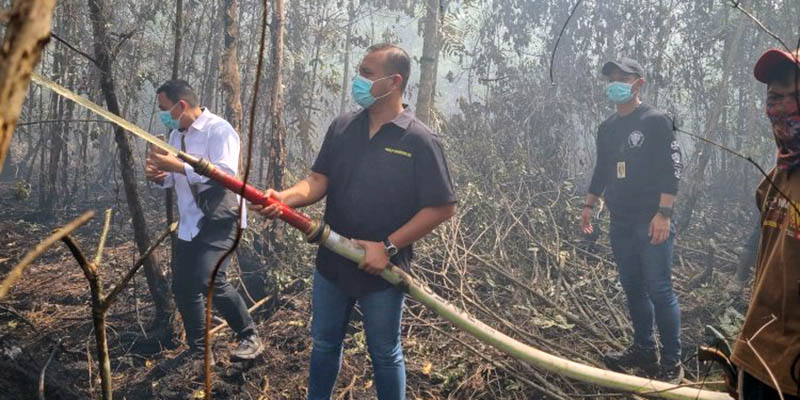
left=655, top=362, right=684, bottom=384
left=603, top=344, right=659, bottom=372
left=231, top=334, right=264, bottom=361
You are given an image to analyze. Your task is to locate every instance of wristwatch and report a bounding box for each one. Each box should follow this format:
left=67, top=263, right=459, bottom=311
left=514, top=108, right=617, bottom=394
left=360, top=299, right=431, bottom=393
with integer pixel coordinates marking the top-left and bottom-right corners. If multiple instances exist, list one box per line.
left=657, top=207, right=673, bottom=218
left=383, top=239, right=398, bottom=257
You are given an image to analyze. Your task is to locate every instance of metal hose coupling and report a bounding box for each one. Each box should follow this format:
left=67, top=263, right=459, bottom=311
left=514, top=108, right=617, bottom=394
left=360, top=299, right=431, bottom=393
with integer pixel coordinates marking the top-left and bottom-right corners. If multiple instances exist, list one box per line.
left=304, top=221, right=329, bottom=244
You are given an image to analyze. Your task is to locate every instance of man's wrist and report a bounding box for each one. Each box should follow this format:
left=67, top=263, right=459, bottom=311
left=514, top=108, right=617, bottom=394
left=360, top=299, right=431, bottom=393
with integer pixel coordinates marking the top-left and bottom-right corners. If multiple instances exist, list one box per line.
left=383, top=238, right=398, bottom=256
left=657, top=206, right=673, bottom=218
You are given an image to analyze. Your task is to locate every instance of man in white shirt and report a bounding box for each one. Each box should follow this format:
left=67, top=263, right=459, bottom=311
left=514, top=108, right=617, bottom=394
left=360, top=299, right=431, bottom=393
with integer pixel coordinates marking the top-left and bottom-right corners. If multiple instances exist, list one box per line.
left=145, top=80, right=262, bottom=361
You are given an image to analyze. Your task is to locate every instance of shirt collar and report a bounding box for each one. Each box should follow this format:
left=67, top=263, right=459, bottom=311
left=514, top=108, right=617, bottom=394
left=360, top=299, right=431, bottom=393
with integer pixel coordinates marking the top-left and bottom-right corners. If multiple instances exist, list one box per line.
left=357, top=104, right=415, bottom=130
left=186, top=108, right=211, bottom=132
left=390, top=104, right=415, bottom=130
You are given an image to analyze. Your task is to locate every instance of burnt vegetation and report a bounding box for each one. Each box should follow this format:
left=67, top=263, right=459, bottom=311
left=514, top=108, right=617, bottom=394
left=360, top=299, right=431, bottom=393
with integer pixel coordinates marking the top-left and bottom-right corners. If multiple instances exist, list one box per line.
left=1, top=0, right=799, bottom=399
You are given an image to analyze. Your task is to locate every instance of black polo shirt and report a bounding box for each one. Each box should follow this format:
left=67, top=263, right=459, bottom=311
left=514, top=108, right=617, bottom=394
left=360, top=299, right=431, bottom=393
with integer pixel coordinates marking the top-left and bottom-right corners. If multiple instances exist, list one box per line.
left=311, top=106, right=457, bottom=297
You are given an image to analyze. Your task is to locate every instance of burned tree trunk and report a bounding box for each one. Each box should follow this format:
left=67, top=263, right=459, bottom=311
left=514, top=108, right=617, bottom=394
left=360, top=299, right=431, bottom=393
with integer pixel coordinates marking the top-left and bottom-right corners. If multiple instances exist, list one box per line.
left=86, top=0, right=178, bottom=345
left=266, top=0, right=286, bottom=191
left=172, top=0, right=183, bottom=80
left=0, top=0, right=56, bottom=174
left=60, top=210, right=176, bottom=400
left=339, top=0, right=356, bottom=115
left=415, top=0, right=439, bottom=126
left=220, top=0, right=243, bottom=133
left=163, top=0, right=183, bottom=299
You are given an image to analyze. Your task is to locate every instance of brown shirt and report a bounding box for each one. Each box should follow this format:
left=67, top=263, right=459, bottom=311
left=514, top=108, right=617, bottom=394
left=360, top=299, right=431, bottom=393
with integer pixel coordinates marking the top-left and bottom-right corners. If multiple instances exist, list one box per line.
left=731, top=167, right=800, bottom=395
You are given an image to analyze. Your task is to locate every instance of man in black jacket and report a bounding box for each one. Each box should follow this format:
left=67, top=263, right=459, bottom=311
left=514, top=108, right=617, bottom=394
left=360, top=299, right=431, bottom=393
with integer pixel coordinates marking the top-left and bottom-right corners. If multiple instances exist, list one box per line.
left=580, top=58, right=684, bottom=382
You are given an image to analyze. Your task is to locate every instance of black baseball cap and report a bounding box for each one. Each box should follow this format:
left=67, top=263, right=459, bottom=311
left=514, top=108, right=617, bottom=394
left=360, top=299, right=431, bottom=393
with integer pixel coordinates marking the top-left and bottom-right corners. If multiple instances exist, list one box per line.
left=602, top=58, right=645, bottom=78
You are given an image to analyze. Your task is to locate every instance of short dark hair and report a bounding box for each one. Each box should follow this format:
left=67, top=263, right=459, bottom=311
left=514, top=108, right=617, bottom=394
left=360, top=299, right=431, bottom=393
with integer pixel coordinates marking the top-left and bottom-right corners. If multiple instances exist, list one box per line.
left=366, top=43, right=411, bottom=92
left=156, top=79, right=199, bottom=107
left=766, top=60, right=800, bottom=89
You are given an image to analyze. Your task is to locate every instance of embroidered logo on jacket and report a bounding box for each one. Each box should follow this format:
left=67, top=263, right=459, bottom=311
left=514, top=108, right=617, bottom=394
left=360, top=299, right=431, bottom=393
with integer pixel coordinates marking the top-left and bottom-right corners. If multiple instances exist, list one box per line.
left=628, top=131, right=645, bottom=148
left=385, top=147, right=412, bottom=158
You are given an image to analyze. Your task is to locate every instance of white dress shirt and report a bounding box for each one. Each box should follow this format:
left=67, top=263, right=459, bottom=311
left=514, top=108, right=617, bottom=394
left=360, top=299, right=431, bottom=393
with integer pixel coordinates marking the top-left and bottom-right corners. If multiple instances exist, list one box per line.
left=158, top=108, right=247, bottom=241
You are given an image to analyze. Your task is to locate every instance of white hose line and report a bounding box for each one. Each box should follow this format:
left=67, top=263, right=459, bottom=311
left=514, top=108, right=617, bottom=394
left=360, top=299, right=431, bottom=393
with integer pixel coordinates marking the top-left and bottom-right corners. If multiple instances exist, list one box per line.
left=321, top=230, right=730, bottom=400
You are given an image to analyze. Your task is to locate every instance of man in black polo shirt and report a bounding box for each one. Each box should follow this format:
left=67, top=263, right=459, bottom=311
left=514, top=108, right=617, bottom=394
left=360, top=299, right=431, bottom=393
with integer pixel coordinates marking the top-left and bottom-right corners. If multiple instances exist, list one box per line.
left=254, top=43, right=457, bottom=400
left=580, top=58, right=684, bottom=382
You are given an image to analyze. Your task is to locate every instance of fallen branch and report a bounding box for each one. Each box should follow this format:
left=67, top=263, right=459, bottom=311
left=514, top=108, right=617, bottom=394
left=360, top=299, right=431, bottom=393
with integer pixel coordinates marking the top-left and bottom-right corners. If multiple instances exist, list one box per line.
left=209, top=294, right=274, bottom=337
left=0, top=210, right=95, bottom=299
left=94, top=209, right=112, bottom=265
left=38, top=338, right=61, bottom=400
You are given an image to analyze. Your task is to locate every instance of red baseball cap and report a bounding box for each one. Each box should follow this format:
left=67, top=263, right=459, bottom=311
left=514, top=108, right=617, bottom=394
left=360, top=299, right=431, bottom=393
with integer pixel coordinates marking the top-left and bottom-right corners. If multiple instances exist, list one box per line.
left=754, top=48, right=800, bottom=84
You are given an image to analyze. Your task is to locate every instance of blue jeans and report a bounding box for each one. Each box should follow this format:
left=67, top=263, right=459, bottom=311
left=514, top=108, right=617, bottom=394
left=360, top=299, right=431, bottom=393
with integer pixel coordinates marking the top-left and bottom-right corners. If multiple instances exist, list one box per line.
left=609, top=219, right=681, bottom=364
left=307, top=270, right=406, bottom=400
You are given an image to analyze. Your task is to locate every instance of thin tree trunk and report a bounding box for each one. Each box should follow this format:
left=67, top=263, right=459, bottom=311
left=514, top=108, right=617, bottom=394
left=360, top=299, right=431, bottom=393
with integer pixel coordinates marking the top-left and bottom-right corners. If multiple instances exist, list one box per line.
left=649, top=0, right=673, bottom=107
left=415, top=0, right=439, bottom=125
left=266, top=0, right=286, bottom=191
left=90, top=287, right=112, bottom=400
left=200, top=6, right=222, bottom=106
left=339, top=0, right=355, bottom=115
left=677, top=15, right=745, bottom=231
left=261, top=0, right=288, bottom=299
left=44, top=91, right=63, bottom=214
left=164, top=0, right=183, bottom=302
left=300, top=29, right=322, bottom=161
left=0, top=0, right=56, bottom=174
left=221, top=0, right=243, bottom=133
left=86, top=0, right=177, bottom=344
left=172, top=0, right=183, bottom=79
left=60, top=44, right=77, bottom=203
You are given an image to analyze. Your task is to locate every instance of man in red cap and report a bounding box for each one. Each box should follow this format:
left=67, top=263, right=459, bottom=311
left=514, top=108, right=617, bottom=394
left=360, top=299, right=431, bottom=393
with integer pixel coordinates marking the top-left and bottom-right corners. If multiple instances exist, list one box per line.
left=730, top=48, right=800, bottom=399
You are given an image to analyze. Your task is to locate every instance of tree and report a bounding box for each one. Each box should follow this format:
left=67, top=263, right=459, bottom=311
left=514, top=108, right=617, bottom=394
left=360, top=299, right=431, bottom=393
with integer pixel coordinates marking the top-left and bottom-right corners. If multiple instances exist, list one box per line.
left=677, top=14, right=746, bottom=232
left=266, top=0, right=287, bottom=191
left=339, top=0, right=357, bottom=115
left=0, top=0, right=56, bottom=174
left=86, top=0, right=178, bottom=345
left=415, top=0, right=440, bottom=125
left=220, top=0, right=243, bottom=133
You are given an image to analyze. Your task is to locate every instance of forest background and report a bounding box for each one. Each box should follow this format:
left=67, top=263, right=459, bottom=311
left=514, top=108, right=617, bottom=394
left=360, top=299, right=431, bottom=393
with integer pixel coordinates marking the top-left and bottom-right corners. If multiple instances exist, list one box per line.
left=1, top=0, right=799, bottom=399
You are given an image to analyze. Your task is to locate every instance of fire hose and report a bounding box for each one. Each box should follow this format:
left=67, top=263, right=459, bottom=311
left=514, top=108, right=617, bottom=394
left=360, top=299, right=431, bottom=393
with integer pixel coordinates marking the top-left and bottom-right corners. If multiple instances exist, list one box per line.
left=28, top=72, right=731, bottom=400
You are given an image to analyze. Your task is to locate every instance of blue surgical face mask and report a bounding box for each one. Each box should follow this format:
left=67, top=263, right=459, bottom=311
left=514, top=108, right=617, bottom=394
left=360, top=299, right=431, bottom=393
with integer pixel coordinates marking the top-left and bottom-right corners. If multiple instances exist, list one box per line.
left=158, top=102, right=183, bottom=130
left=351, top=74, right=392, bottom=109
left=605, top=81, right=635, bottom=104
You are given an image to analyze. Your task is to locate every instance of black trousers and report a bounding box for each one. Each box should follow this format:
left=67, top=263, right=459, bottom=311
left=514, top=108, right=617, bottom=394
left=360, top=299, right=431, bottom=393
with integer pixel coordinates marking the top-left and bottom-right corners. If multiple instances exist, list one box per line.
left=740, top=371, right=800, bottom=400
left=172, top=236, right=254, bottom=349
